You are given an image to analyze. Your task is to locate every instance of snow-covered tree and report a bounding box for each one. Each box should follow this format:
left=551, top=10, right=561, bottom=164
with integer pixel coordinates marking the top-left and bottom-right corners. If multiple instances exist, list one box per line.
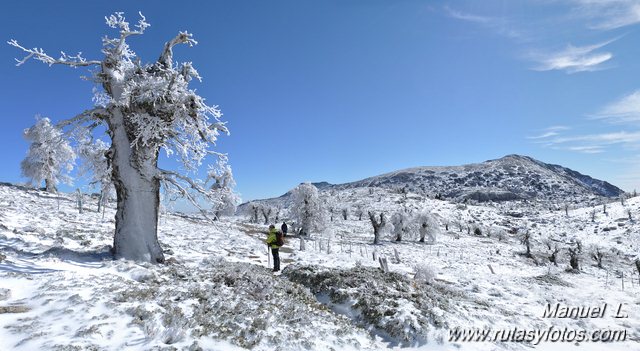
left=10, top=13, right=233, bottom=263
left=77, top=136, right=113, bottom=211
left=291, top=183, right=326, bottom=236
left=246, top=202, right=260, bottom=223
left=322, top=194, right=337, bottom=222
left=207, top=157, right=240, bottom=220
left=354, top=204, right=364, bottom=221
left=21, top=116, right=76, bottom=192
left=390, top=211, right=409, bottom=242
left=415, top=211, right=438, bottom=243
left=260, top=206, right=273, bottom=224
left=368, top=211, right=386, bottom=245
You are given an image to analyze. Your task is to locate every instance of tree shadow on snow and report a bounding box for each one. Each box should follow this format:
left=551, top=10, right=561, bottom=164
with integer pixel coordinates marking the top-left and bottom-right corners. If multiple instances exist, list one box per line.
left=0, top=240, right=114, bottom=274
left=0, top=257, right=60, bottom=274
left=38, top=246, right=114, bottom=265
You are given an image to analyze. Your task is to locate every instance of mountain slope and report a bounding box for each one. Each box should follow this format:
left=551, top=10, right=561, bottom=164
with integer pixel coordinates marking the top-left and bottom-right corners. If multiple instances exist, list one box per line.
left=333, top=154, right=623, bottom=202
left=246, top=155, right=623, bottom=207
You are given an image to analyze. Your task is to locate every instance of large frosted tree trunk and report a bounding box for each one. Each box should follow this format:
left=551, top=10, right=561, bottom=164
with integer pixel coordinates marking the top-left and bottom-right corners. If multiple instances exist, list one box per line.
left=108, top=109, right=164, bottom=263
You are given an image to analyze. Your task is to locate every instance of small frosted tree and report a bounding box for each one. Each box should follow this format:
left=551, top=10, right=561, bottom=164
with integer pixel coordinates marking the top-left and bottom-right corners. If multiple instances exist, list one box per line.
left=207, top=157, right=240, bottom=220
left=355, top=204, right=364, bottom=221
left=391, top=211, right=409, bottom=242
left=21, top=116, right=76, bottom=192
left=291, top=183, right=326, bottom=236
left=322, top=195, right=337, bottom=222
left=368, top=211, right=386, bottom=245
left=77, top=137, right=113, bottom=211
left=416, top=211, right=438, bottom=243
left=10, top=13, right=232, bottom=263
left=246, top=202, right=260, bottom=223
left=260, top=205, right=273, bottom=224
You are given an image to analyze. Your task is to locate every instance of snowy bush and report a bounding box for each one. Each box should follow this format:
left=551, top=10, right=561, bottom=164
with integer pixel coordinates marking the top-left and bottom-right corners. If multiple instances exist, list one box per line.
left=413, top=263, right=436, bottom=284
left=284, top=264, right=457, bottom=347
left=111, top=260, right=364, bottom=350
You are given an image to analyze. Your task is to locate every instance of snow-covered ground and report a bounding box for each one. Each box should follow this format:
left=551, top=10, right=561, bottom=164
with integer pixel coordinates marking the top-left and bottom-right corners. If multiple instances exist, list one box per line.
left=0, top=183, right=639, bottom=350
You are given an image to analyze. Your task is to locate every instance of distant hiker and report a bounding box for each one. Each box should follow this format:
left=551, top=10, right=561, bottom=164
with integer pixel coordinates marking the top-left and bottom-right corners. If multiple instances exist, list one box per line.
left=266, top=224, right=281, bottom=272
left=281, top=221, right=288, bottom=237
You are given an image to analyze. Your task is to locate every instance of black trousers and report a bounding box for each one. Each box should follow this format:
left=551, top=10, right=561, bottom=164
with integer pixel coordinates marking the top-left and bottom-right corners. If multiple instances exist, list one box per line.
left=271, top=248, right=280, bottom=271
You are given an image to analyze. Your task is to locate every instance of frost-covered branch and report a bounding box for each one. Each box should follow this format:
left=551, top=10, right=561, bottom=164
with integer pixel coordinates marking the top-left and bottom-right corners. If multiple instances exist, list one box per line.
left=105, top=12, right=150, bottom=56
left=56, top=108, right=108, bottom=129
left=158, top=169, right=218, bottom=217
left=7, top=39, right=101, bottom=67
left=158, top=32, right=198, bottom=69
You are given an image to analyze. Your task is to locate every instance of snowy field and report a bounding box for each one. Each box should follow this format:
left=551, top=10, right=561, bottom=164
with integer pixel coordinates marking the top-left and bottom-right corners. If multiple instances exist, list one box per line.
left=0, top=183, right=639, bottom=350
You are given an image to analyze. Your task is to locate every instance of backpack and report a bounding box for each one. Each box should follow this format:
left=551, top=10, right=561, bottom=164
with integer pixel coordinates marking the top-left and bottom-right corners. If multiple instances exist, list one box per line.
left=276, top=231, right=284, bottom=247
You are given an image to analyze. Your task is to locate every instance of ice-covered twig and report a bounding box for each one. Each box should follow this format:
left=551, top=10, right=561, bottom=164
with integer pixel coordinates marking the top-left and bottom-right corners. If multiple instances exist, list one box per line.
left=158, top=169, right=216, bottom=221
left=105, top=12, right=150, bottom=56
left=8, top=39, right=101, bottom=67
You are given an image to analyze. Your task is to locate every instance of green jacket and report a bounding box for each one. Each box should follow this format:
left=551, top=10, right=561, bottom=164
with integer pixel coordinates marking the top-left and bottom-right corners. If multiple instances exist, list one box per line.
left=266, top=228, right=280, bottom=249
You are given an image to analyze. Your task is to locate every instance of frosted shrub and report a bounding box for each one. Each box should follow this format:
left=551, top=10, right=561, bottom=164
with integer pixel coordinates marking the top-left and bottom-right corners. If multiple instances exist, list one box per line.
left=413, top=264, right=436, bottom=284
left=284, top=264, right=457, bottom=347
left=112, top=260, right=363, bottom=350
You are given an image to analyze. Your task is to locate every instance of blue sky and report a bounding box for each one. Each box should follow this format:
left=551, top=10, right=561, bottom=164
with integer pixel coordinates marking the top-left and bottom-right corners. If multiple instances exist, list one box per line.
left=1, top=0, right=639, bottom=203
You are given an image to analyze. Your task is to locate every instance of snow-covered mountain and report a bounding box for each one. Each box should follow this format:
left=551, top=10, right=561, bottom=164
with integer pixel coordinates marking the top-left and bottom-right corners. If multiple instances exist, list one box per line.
left=335, top=154, right=623, bottom=201
left=248, top=155, right=623, bottom=208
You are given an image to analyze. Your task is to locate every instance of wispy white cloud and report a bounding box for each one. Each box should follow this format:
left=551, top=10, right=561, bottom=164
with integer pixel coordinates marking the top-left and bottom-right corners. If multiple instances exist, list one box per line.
left=443, top=6, right=525, bottom=40
left=528, top=131, right=560, bottom=139
left=566, top=145, right=605, bottom=153
left=527, top=126, right=571, bottom=139
left=571, top=0, right=640, bottom=30
left=593, top=90, right=640, bottom=123
left=547, top=126, right=571, bottom=132
left=548, top=130, right=640, bottom=145
left=530, top=123, right=640, bottom=155
left=532, top=92, right=640, bottom=155
left=528, top=38, right=617, bottom=73
left=444, top=6, right=493, bottom=24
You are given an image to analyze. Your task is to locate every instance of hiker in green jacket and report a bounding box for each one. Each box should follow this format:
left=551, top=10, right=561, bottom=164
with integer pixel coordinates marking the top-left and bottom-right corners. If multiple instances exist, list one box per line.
left=266, top=224, right=281, bottom=272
